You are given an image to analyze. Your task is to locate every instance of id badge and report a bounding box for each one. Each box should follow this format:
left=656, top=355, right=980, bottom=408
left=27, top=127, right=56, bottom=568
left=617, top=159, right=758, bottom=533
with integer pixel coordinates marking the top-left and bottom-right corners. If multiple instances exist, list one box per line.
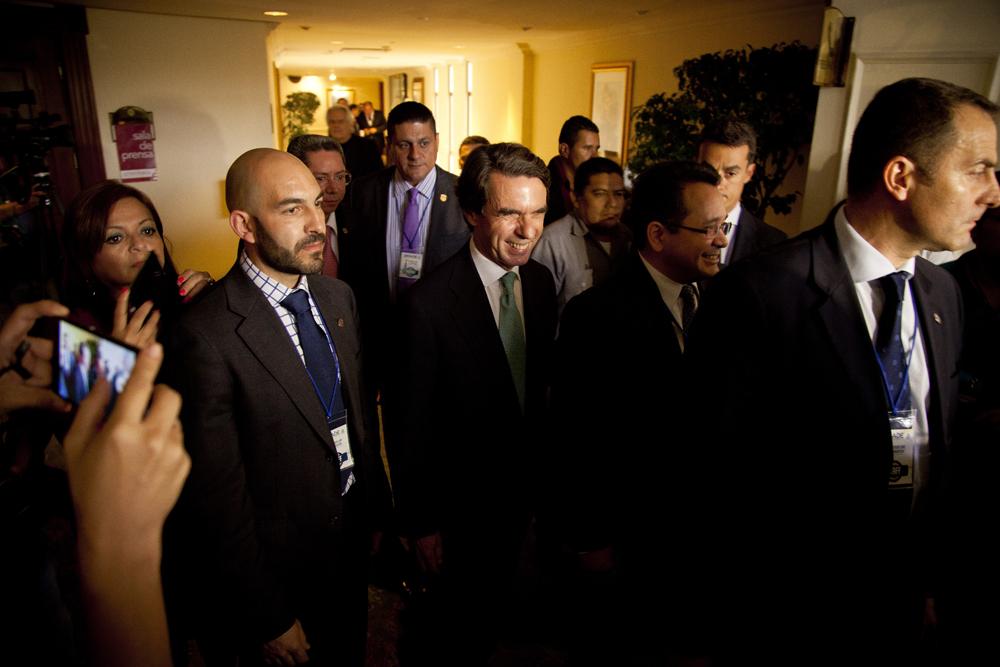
left=888, top=409, right=915, bottom=488
left=328, top=410, right=355, bottom=472
left=399, top=251, right=423, bottom=280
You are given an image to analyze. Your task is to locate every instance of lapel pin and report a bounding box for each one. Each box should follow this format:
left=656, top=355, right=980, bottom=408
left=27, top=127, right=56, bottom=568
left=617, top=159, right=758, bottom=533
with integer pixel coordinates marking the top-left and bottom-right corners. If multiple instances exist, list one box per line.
left=439, top=193, right=447, bottom=202
left=337, top=318, right=345, bottom=328
left=933, top=313, right=942, bottom=325
left=342, top=227, right=349, bottom=235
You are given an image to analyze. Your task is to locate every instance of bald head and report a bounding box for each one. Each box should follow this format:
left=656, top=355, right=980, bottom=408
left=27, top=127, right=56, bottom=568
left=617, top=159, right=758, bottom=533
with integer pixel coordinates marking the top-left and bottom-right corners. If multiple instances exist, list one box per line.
left=225, top=148, right=311, bottom=214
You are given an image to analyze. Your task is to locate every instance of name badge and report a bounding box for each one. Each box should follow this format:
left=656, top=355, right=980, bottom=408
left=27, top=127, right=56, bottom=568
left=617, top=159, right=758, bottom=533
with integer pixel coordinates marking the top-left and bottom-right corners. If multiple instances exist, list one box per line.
left=328, top=410, right=355, bottom=473
left=888, top=409, right=915, bottom=488
left=399, top=251, right=424, bottom=280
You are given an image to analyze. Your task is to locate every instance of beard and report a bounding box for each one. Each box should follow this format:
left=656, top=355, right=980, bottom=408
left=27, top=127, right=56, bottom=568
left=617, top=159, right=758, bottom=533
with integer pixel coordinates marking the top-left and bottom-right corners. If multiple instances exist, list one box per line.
left=253, top=218, right=324, bottom=276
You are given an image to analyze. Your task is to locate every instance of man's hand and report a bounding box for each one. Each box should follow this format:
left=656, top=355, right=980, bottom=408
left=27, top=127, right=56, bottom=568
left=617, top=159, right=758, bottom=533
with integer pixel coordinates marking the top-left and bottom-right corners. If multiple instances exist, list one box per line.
left=0, top=299, right=71, bottom=417
left=112, top=288, right=159, bottom=349
left=415, top=532, right=444, bottom=575
left=262, top=619, right=311, bottom=665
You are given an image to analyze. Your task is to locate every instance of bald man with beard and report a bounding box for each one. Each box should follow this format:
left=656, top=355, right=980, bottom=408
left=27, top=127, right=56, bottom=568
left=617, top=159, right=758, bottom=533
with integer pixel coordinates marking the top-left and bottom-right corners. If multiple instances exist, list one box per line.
left=165, top=149, right=388, bottom=666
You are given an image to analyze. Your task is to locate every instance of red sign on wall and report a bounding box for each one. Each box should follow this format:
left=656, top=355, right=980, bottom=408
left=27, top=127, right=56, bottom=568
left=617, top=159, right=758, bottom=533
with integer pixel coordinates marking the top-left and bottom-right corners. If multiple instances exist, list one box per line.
left=113, top=122, right=157, bottom=182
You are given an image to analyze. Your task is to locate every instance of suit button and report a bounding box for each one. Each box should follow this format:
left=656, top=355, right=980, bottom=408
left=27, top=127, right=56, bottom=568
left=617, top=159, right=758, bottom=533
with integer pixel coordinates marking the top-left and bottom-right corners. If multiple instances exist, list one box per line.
left=329, top=515, right=340, bottom=527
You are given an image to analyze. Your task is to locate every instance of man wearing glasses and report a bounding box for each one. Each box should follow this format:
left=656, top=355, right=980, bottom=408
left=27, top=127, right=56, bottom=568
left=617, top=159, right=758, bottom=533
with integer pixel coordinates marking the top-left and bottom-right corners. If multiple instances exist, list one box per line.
left=549, top=161, right=726, bottom=664
left=288, top=134, right=351, bottom=278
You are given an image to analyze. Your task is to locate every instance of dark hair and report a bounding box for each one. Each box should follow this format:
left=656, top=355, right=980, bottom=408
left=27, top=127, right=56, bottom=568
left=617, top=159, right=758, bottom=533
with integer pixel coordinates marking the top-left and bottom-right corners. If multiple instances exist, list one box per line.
left=457, top=142, right=550, bottom=214
left=460, top=135, right=490, bottom=150
left=627, top=161, right=720, bottom=249
left=387, top=101, right=436, bottom=139
left=558, top=115, right=599, bottom=147
left=287, top=134, right=345, bottom=165
left=60, top=180, right=178, bottom=328
left=700, top=117, right=758, bottom=163
left=573, top=157, right=624, bottom=196
left=847, top=77, right=999, bottom=197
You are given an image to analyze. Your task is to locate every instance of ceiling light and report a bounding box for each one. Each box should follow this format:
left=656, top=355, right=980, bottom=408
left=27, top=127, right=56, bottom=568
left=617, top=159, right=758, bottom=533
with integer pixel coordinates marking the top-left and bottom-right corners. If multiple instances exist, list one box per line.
left=263, top=10, right=288, bottom=17
left=328, top=72, right=337, bottom=81
left=330, top=40, right=344, bottom=44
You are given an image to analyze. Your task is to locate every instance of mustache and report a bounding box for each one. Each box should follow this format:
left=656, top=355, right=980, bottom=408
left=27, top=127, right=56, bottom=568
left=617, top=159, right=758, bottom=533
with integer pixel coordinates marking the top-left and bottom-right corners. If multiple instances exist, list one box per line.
left=295, top=232, right=325, bottom=252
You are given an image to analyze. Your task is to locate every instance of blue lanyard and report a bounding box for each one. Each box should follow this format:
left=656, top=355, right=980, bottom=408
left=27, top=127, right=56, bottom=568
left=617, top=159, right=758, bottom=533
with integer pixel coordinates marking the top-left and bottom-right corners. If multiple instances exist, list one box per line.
left=872, top=293, right=919, bottom=416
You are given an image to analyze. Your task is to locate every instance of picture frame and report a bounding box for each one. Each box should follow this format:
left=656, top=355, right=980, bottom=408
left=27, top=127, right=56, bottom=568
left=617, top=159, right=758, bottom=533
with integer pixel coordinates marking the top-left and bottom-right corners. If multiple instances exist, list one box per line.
left=590, top=62, right=634, bottom=164
left=412, top=77, right=425, bottom=104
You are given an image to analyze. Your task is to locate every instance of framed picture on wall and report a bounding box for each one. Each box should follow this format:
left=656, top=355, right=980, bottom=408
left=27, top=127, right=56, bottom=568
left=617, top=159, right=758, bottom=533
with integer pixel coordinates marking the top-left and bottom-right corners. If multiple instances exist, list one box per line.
left=590, top=62, right=634, bottom=164
left=328, top=89, right=356, bottom=107
left=389, top=73, right=408, bottom=109
left=412, top=77, right=425, bottom=104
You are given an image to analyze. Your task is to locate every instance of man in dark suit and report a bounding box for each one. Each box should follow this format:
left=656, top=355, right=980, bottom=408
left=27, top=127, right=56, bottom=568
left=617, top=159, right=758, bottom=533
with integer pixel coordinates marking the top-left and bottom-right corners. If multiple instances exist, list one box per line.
left=287, top=134, right=349, bottom=278
left=166, top=149, right=388, bottom=666
left=685, top=78, right=1000, bottom=664
left=552, top=161, right=727, bottom=663
left=386, top=142, right=557, bottom=664
left=697, top=117, right=786, bottom=266
left=545, top=115, right=600, bottom=224
left=343, top=101, right=469, bottom=397
left=356, top=101, right=387, bottom=155
left=327, top=104, right=382, bottom=181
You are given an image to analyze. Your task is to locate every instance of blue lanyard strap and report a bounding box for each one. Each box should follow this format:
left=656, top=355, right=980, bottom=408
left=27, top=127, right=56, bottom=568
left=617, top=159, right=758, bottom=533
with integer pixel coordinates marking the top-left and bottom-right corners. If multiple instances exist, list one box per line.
left=301, top=308, right=344, bottom=422
left=872, top=296, right=919, bottom=416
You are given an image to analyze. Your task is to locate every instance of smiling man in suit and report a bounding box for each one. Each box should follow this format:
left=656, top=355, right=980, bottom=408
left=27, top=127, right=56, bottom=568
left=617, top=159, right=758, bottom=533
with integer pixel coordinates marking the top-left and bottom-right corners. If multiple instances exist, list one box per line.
left=386, top=142, right=557, bottom=665
left=697, top=117, right=786, bottom=266
left=686, top=78, right=1000, bottom=664
left=166, top=148, right=388, bottom=666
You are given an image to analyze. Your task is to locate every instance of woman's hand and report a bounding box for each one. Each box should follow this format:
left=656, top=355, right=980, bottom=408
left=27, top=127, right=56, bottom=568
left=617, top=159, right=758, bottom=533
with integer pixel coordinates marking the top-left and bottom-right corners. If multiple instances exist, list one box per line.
left=112, top=288, right=159, bottom=349
left=176, top=269, right=214, bottom=303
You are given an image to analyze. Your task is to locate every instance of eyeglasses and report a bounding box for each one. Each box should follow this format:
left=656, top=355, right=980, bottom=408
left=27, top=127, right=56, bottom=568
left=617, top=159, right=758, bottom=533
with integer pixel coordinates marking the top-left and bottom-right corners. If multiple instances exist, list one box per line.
left=674, top=221, right=733, bottom=238
left=315, top=172, right=352, bottom=186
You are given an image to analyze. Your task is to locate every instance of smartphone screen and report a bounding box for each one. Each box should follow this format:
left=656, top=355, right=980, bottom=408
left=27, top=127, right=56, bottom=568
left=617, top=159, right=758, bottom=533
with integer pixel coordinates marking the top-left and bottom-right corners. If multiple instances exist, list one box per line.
left=54, top=318, right=138, bottom=406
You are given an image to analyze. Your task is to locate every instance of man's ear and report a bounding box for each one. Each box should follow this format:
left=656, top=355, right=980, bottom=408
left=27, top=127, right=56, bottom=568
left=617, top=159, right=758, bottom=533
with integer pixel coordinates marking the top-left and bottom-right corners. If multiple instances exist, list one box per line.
left=558, top=142, right=570, bottom=160
left=647, top=221, right=667, bottom=252
left=463, top=210, right=480, bottom=228
left=883, top=156, right=918, bottom=202
left=229, top=210, right=256, bottom=245
left=569, top=190, right=579, bottom=211
left=744, top=162, right=757, bottom=182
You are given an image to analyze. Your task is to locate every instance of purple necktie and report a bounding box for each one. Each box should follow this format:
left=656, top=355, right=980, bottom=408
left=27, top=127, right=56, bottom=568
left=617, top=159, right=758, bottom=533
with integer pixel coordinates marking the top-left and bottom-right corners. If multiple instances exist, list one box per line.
left=399, top=188, right=421, bottom=290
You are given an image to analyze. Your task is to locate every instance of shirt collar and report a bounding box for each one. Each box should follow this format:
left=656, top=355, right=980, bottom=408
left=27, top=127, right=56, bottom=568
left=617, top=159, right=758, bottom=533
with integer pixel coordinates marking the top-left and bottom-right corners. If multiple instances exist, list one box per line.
left=639, top=252, right=686, bottom=308
left=392, top=165, right=437, bottom=202
left=834, top=206, right=916, bottom=284
left=239, top=249, right=311, bottom=308
left=727, top=201, right=743, bottom=226
left=470, top=237, right=518, bottom=288
left=326, top=210, right=337, bottom=232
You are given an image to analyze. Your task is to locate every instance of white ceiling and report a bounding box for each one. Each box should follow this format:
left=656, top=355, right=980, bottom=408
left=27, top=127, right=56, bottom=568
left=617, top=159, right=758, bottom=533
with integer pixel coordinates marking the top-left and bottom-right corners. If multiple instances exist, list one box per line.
left=63, top=0, right=817, bottom=72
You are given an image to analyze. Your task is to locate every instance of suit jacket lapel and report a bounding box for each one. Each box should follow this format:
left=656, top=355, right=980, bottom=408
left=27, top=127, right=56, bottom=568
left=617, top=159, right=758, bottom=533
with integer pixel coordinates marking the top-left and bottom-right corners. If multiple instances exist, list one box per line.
left=623, top=254, right=683, bottom=358
left=809, top=214, right=887, bottom=414
left=448, top=249, right=520, bottom=408
left=910, top=262, right=953, bottom=446
left=225, top=268, right=335, bottom=451
left=424, top=166, right=459, bottom=268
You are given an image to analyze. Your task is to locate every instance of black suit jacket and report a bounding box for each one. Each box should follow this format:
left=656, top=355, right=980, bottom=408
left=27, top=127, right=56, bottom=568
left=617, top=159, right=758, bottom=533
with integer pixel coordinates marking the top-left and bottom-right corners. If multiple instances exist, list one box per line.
left=724, top=205, right=787, bottom=267
left=343, top=165, right=470, bottom=393
left=685, top=209, right=962, bottom=659
left=340, top=134, right=383, bottom=181
left=551, top=252, right=684, bottom=552
left=385, top=247, right=557, bottom=540
left=356, top=110, right=386, bottom=153
left=166, top=264, right=388, bottom=652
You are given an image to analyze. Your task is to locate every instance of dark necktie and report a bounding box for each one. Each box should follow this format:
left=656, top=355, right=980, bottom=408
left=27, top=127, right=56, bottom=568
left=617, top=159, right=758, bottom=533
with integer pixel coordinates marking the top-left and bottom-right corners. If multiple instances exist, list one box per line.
left=680, top=283, right=698, bottom=333
left=875, top=271, right=911, bottom=411
left=281, top=290, right=343, bottom=416
left=499, top=272, right=527, bottom=412
left=399, top=188, right=421, bottom=290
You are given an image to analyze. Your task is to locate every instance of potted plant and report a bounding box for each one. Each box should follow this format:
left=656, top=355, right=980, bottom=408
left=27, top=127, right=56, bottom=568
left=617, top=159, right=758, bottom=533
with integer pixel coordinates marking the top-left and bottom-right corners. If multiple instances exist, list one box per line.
left=282, top=91, right=321, bottom=140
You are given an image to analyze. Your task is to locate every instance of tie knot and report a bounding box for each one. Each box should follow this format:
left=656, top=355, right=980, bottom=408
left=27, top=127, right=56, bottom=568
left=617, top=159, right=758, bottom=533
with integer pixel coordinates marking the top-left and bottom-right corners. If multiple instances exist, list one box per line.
left=407, top=187, right=419, bottom=204
left=880, top=271, right=910, bottom=301
left=501, top=271, right=517, bottom=294
left=281, top=289, right=311, bottom=316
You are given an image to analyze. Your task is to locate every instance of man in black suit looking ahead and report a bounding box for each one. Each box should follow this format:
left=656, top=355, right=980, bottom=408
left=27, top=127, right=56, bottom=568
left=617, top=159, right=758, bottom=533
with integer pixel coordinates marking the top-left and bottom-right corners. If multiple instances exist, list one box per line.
left=387, top=142, right=557, bottom=664
left=696, top=117, right=786, bottom=266
left=167, top=148, right=387, bottom=666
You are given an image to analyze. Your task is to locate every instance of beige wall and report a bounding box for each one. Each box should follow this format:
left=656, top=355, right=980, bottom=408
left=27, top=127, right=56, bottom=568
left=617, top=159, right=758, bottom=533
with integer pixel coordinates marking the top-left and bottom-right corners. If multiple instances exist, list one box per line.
left=468, top=46, right=526, bottom=147
left=801, top=0, right=1000, bottom=231
left=528, top=3, right=824, bottom=232
left=87, top=9, right=274, bottom=279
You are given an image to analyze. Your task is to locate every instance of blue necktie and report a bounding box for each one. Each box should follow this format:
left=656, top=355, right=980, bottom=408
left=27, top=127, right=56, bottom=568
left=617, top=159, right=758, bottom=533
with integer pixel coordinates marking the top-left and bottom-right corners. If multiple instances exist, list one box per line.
left=281, top=290, right=352, bottom=493
left=876, top=271, right=911, bottom=412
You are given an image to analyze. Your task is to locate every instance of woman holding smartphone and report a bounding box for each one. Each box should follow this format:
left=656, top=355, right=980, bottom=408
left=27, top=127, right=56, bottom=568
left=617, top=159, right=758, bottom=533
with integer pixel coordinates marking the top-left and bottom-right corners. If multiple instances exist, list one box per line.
left=59, top=181, right=213, bottom=348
